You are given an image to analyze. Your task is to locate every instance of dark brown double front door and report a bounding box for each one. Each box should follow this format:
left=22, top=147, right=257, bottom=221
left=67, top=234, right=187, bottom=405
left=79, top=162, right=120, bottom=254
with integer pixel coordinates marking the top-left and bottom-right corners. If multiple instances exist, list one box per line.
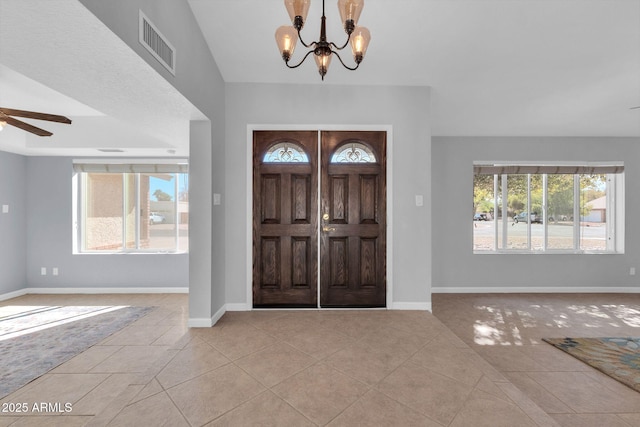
left=253, top=130, right=386, bottom=308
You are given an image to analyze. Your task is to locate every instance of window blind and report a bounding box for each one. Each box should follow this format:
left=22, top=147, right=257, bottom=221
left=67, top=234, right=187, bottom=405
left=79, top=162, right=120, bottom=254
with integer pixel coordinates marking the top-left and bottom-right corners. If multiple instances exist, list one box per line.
left=473, top=164, right=623, bottom=175
left=73, top=162, right=188, bottom=174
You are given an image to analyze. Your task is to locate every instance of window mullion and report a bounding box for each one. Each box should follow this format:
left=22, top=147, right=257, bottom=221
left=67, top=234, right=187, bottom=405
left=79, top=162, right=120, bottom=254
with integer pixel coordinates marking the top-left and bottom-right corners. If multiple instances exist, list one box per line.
left=121, top=174, right=127, bottom=252
left=80, top=174, right=87, bottom=252
left=573, top=175, right=580, bottom=251
left=606, top=174, right=614, bottom=251
left=543, top=174, right=548, bottom=251
left=135, top=173, right=141, bottom=250
left=527, top=174, right=531, bottom=250
left=493, top=174, right=499, bottom=251
left=501, top=174, right=508, bottom=250
left=174, top=173, right=179, bottom=250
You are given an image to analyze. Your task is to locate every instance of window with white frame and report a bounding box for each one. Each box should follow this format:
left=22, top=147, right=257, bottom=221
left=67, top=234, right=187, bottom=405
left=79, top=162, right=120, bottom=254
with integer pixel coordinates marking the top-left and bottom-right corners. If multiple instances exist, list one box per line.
left=473, top=163, right=624, bottom=253
left=74, top=161, right=188, bottom=253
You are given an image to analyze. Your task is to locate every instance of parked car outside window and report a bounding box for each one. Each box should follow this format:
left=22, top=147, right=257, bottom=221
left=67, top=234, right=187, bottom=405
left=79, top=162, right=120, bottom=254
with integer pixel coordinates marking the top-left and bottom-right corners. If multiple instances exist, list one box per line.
left=513, top=212, right=542, bottom=224
left=473, top=213, right=488, bottom=221
left=150, top=212, right=165, bottom=224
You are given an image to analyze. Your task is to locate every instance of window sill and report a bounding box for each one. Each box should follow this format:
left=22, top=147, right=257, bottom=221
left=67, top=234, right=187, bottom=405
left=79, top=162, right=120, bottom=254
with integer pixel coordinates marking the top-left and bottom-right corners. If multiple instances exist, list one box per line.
left=473, top=250, right=622, bottom=255
left=74, top=251, right=188, bottom=255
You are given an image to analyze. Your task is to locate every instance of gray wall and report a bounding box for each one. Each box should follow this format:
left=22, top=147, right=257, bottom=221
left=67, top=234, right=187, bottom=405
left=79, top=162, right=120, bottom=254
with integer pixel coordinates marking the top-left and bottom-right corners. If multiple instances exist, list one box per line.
left=432, top=136, right=640, bottom=291
left=80, top=0, right=226, bottom=322
left=225, top=83, right=432, bottom=307
left=24, top=156, right=187, bottom=289
left=0, top=151, right=27, bottom=294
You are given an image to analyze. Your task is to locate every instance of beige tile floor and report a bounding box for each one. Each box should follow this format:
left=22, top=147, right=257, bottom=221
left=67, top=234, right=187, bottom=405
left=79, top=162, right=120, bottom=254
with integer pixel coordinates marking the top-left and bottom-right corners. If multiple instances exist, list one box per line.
left=433, top=293, right=640, bottom=427
left=0, top=292, right=637, bottom=426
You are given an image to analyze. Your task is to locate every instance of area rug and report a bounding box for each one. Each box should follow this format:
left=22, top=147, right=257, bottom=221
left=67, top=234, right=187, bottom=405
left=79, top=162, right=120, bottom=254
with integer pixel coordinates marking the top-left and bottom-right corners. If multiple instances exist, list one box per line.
left=543, top=337, right=640, bottom=393
left=0, top=305, right=154, bottom=398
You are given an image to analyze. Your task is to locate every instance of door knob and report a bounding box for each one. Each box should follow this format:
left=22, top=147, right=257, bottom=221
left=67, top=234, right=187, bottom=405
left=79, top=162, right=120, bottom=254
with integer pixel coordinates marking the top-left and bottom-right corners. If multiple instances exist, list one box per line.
left=322, top=213, right=329, bottom=221
left=322, top=226, right=336, bottom=232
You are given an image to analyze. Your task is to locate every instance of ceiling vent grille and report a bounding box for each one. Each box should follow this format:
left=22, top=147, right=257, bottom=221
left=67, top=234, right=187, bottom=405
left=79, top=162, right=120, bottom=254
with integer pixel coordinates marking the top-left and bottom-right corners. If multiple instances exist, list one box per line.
left=139, top=10, right=176, bottom=75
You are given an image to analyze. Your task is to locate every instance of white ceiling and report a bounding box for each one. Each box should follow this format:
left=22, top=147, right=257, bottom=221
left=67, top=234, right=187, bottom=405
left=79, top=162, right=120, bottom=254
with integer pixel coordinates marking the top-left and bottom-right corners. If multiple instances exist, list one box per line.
left=190, top=0, right=640, bottom=136
left=0, top=0, right=204, bottom=157
left=0, top=0, right=638, bottom=158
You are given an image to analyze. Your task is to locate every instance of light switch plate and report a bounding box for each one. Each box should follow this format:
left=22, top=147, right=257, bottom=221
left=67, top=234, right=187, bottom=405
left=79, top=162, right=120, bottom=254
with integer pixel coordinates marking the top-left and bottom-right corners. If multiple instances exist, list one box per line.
left=2, top=205, right=8, bottom=213
left=213, top=193, right=221, bottom=205
left=415, top=195, right=424, bottom=207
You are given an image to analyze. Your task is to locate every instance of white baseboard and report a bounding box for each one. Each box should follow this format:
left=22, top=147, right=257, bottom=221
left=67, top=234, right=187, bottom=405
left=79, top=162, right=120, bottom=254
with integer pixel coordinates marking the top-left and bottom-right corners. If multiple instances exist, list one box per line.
left=390, top=302, right=432, bottom=311
left=187, top=318, right=213, bottom=328
left=225, top=303, right=251, bottom=311
left=23, top=287, right=189, bottom=294
left=211, top=305, right=226, bottom=325
left=431, top=286, right=640, bottom=294
left=0, top=288, right=28, bottom=302
left=188, top=304, right=228, bottom=328
left=1, top=287, right=188, bottom=303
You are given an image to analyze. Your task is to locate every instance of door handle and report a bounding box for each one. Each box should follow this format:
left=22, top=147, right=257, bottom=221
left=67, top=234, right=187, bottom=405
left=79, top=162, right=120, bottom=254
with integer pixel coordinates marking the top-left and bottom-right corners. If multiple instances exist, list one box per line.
left=322, top=226, right=336, bottom=232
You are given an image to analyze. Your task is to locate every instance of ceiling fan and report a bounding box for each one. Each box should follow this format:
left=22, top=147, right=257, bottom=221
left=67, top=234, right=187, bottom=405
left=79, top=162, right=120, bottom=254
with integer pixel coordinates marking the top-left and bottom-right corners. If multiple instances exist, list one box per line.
left=0, top=107, right=71, bottom=137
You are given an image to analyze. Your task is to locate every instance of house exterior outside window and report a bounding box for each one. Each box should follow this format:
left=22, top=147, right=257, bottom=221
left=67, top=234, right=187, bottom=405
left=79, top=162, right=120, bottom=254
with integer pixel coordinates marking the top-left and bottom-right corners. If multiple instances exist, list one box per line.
left=74, top=161, right=188, bottom=253
left=473, top=162, right=624, bottom=254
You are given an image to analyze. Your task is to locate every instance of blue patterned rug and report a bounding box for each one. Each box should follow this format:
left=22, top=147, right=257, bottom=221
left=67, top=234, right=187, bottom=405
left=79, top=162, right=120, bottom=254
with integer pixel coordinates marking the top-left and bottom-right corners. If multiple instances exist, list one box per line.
left=543, top=337, right=640, bottom=393
left=0, top=305, right=154, bottom=398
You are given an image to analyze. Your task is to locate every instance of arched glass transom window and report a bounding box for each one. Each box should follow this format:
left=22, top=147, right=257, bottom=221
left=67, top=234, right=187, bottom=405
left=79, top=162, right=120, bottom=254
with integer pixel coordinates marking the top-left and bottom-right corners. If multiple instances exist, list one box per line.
left=331, top=142, right=376, bottom=163
left=263, top=142, right=309, bottom=163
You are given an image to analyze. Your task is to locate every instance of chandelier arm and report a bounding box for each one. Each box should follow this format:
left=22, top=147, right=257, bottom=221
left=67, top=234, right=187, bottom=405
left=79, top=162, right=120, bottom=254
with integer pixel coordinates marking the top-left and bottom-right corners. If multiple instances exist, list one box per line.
left=285, top=49, right=317, bottom=69
left=331, top=50, right=359, bottom=71
left=296, top=28, right=316, bottom=49
left=329, top=33, right=351, bottom=51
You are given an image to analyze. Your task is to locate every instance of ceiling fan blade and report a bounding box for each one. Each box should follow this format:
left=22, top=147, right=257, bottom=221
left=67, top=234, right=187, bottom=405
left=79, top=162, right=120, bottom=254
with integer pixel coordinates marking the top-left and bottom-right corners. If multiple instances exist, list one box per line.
left=631, top=106, right=640, bottom=110
left=0, top=108, right=72, bottom=124
left=3, top=115, right=53, bottom=137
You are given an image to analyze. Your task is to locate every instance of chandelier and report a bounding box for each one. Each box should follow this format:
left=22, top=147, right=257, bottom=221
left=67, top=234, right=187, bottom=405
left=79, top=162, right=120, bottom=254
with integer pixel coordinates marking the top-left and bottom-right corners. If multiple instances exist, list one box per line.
left=275, top=0, right=371, bottom=80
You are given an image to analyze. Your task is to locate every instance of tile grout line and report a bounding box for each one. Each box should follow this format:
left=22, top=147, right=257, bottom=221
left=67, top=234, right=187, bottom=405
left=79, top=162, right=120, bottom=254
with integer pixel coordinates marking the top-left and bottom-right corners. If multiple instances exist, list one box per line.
left=85, top=302, right=192, bottom=425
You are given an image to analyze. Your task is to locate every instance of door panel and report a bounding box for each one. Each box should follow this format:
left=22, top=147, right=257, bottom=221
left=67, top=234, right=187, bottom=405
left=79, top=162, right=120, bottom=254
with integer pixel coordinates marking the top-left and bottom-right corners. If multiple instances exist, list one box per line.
left=329, top=237, right=348, bottom=286
left=292, top=175, right=311, bottom=222
left=253, top=131, right=318, bottom=307
left=320, top=131, right=387, bottom=307
left=329, top=175, right=348, bottom=222
left=359, top=175, right=377, bottom=222
left=261, top=175, right=281, bottom=222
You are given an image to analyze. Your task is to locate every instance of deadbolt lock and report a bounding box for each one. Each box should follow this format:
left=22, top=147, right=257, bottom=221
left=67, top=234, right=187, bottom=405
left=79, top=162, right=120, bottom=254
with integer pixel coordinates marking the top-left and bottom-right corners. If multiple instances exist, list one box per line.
left=322, top=213, right=330, bottom=221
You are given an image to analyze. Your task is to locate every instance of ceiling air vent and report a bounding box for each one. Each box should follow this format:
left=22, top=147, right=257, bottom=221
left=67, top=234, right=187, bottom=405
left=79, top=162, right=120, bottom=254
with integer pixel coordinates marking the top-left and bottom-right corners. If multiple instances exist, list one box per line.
left=139, top=10, right=176, bottom=75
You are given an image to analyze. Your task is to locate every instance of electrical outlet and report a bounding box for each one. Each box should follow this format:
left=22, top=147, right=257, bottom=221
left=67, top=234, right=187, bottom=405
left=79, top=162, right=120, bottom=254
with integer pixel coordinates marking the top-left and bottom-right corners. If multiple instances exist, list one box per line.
left=630, top=267, right=636, bottom=276
left=2, top=205, right=8, bottom=214
left=53, top=267, right=59, bottom=276
left=40, top=267, right=47, bottom=276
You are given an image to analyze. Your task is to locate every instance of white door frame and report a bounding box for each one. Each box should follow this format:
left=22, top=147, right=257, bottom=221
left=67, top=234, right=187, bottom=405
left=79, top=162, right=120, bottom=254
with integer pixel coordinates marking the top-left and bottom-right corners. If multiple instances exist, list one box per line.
left=246, top=124, right=394, bottom=309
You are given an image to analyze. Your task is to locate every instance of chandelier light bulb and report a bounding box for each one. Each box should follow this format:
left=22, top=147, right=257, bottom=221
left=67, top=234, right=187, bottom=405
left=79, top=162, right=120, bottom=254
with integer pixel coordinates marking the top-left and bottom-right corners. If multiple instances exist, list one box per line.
left=0, top=120, right=6, bottom=131
left=350, top=26, right=370, bottom=63
left=338, top=0, right=364, bottom=33
left=275, top=26, right=298, bottom=61
left=314, top=52, right=333, bottom=79
left=284, top=0, right=310, bottom=30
